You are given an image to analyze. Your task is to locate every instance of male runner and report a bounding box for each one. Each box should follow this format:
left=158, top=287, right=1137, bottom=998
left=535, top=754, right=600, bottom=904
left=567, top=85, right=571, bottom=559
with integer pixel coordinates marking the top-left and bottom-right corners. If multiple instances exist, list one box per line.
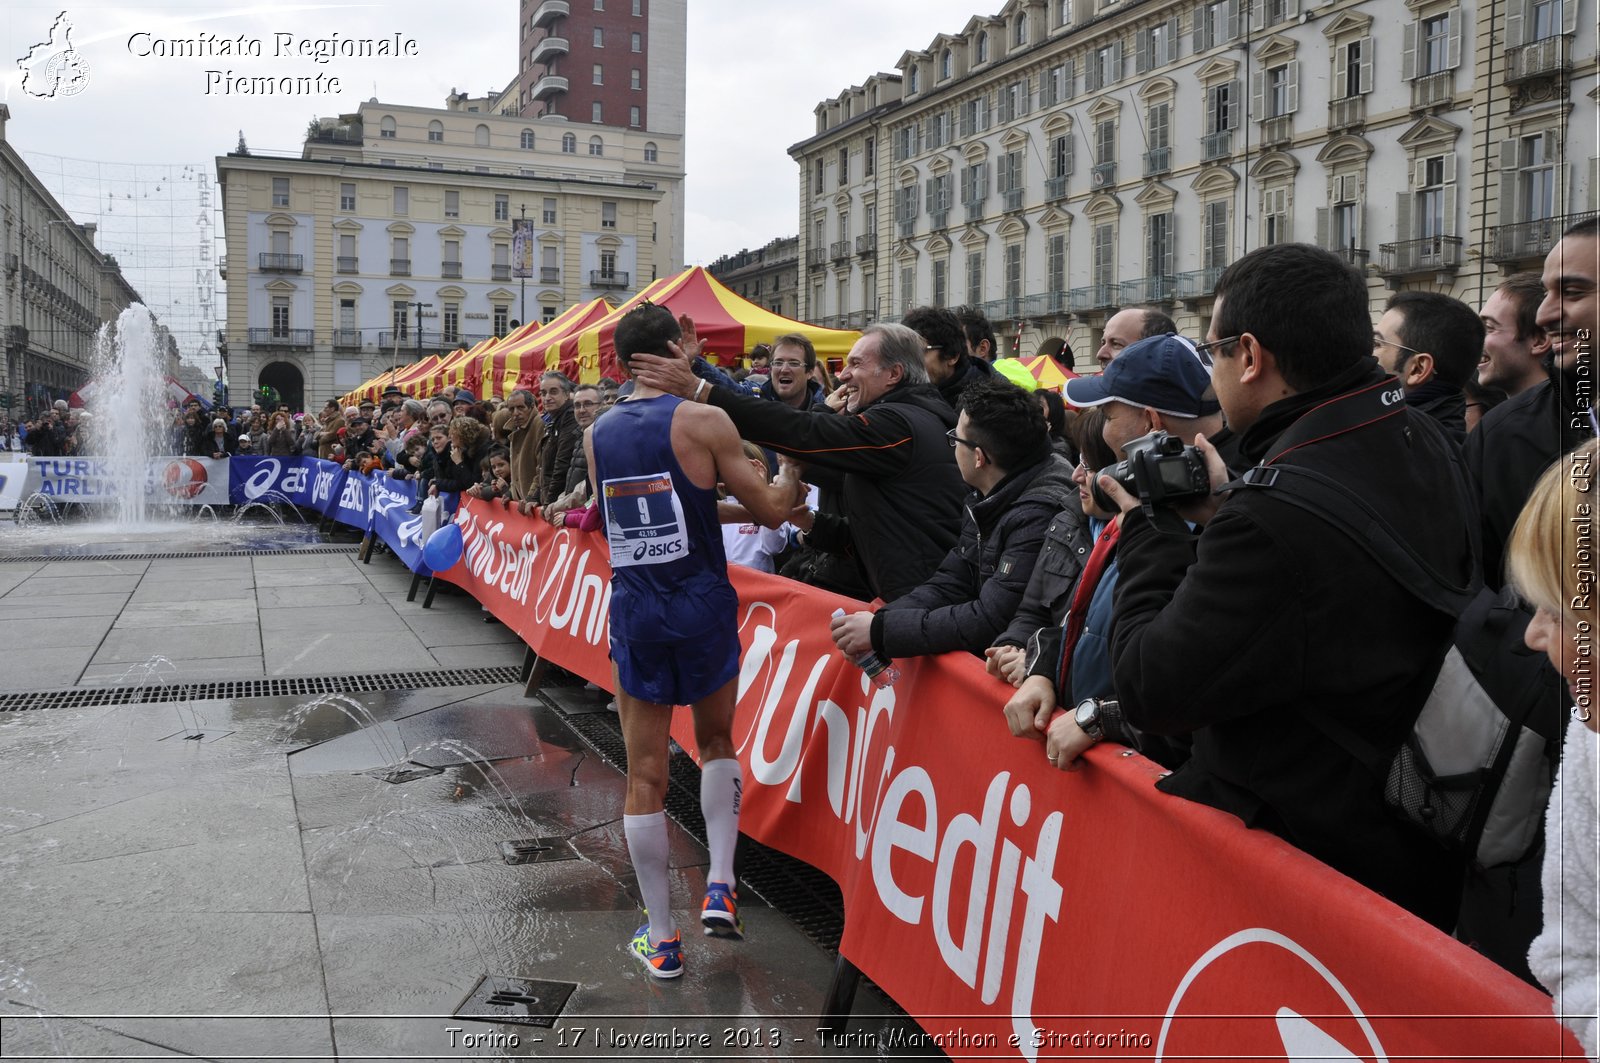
left=588, top=304, right=804, bottom=979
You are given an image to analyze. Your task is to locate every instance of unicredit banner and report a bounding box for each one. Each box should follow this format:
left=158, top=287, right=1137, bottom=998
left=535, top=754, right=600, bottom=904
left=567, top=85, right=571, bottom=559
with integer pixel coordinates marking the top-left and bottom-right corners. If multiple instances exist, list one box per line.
left=432, top=497, right=1577, bottom=1061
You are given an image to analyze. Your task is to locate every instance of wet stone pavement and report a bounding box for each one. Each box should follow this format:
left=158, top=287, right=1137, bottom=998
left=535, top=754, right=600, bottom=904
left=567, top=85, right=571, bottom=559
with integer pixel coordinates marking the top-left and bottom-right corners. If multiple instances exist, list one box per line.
left=0, top=527, right=916, bottom=1061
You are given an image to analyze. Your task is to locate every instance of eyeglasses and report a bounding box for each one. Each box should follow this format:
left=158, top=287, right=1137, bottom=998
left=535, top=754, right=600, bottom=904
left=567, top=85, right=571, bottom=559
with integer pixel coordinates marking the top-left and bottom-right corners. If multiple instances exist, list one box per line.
left=1374, top=334, right=1424, bottom=359
left=572, top=400, right=600, bottom=410
left=924, top=345, right=942, bottom=352
left=946, top=428, right=980, bottom=450
left=1191, top=335, right=1239, bottom=366
left=769, top=359, right=807, bottom=371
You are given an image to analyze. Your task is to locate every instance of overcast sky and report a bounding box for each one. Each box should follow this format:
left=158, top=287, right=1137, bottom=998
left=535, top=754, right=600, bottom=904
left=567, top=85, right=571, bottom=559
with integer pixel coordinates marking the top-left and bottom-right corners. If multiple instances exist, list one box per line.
left=0, top=0, right=987, bottom=267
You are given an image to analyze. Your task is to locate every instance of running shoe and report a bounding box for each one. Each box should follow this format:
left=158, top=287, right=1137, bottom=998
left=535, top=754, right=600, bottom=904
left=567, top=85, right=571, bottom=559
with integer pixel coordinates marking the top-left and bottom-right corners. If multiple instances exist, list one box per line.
left=628, top=923, right=683, bottom=979
left=701, top=881, right=744, bottom=939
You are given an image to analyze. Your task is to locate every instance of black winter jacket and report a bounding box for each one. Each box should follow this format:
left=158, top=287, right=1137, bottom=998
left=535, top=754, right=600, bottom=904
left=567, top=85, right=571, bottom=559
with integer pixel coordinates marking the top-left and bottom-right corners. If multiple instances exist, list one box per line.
left=1110, top=362, right=1476, bottom=929
left=1464, top=368, right=1593, bottom=588
left=537, top=404, right=580, bottom=506
left=870, top=452, right=1079, bottom=658
left=709, top=381, right=967, bottom=601
left=936, top=355, right=996, bottom=411
left=992, top=493, right=1093, bottom=648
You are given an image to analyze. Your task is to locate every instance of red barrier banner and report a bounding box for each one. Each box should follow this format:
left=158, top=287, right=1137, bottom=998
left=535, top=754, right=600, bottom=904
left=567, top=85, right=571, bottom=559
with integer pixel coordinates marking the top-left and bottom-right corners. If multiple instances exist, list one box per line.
left=438, top=497, right=1577, bottom=1060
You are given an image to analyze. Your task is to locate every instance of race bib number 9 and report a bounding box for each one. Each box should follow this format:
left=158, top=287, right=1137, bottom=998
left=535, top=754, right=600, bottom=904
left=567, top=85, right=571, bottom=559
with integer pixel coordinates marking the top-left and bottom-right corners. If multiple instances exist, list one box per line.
left=603, top=471, right=690, bottom=568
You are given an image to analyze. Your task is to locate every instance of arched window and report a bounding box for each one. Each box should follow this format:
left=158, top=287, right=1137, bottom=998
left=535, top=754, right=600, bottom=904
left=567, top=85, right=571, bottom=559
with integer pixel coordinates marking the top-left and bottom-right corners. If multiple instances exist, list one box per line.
left=379, top=115, right=396, bottom=138
left=588, top=135, right=605, bottom=156
left=977, top=32, right=990, bottom=62
left=520, top=128, right=536, bottom=149
left=474, top=124, right=490, bottom=147
left=941, top=49, right=953, bottom=79
left=643, top=141, right=658, bottom=163
left=562, top=132, right=577, bottom=153
left=1014, top=15, right=1028, bottom=46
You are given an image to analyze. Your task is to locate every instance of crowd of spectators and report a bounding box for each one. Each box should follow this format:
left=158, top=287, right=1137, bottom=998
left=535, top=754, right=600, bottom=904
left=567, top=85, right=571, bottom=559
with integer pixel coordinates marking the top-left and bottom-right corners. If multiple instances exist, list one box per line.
left=5, top=224, right=1596, bottom=1051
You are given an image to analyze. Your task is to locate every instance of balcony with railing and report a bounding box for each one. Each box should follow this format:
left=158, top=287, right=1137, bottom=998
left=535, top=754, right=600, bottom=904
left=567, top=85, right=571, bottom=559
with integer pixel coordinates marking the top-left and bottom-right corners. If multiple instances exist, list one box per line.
left=1002, top=188, right=1025, bottom=212
left=1045, top=175, right=1069, bottom=201
left=390, top=258, right=411, bottom=276
left=1067, top=283, right=1119, bottom=313
left=1410, top=71, right=1453, bottom=111
left=1490, top=209, right=1598, bottom=265
left=1120, top=276, right=1176, bottom=305
left=1506, top=34, right=1571, bottom=82
left=541, top=266, right=561, bottom=283
left=441, top=261, right=463, bottom=279
left=1090, top=162, right=1116, bottom=189
left=963, top=199, right=988, bottom=222
left=1261, top=115, right=1293, bottom=148
left=1201, top=130, right=1232, bottom=162
left=1176, top=267, right=1227, bottom=305
left=1324, top=245, right=1371, bottom=270
left=1024, top=291, right=1071, bottom=316
left=807, top=247, right=828, bottom=269
left=336, top=256, right=359, bottom=274
left=248, top=328, right=313, bottom=348
left=1328, top=95, right=1366, bottom=132
left=331, top=329, right=363, bottom=350
left=831, top=239, right=852, bottom=261
left=929, top=209, right=950, bottom=229
left=258, top=253, right=303, bottom=273
left=531, top=74, right=569, bottom=101
left=981, top=296, right=1027, bottom=322
left=898, top=220, right=917, bottom=239
left=492, top=264, right=512, bottom=281
left=531, top=0, right=569, bottom=28
left=855, top=233, right=877, bottom=256
left=590, top=270, right=629, bottom=288
left=531, top=35, right=569, bottom=66
left=1378, top=235, right=1464, bottom=284
left=1143, top=148, right=1171, bottom=177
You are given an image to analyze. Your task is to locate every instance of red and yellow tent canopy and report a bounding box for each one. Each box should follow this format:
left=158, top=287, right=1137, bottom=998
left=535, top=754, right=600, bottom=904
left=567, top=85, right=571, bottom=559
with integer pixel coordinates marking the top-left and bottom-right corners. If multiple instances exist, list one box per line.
left=541, top=267, right=861, bottom=384
left=1021, top=354, right=1079, bottom=391
left=494, top=299, right=616, bottom=397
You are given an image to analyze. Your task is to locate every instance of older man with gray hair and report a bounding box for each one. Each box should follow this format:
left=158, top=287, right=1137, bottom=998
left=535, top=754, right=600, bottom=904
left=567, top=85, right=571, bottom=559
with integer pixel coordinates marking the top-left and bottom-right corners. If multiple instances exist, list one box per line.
left=631, top=322, right=968, bottom=600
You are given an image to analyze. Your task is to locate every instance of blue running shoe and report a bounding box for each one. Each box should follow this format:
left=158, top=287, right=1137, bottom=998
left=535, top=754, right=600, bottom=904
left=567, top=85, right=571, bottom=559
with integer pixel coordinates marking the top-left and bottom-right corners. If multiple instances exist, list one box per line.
left=701, top=881, right=744, bottom=939
left=629, top=923, right=683, bottom=979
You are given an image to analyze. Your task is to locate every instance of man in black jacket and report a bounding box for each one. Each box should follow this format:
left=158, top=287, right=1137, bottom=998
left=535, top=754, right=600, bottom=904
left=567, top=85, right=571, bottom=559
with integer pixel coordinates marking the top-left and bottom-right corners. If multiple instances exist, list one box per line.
left=1374, top=290, right=1482, bottom=447
left=1092, top=243, right=1478, bottom=930
left=1467, top=217, right=1599, bottom=588
left=904, top=305, right=995, bottom=412
left=630, top=323, right=967, bottom=601
left=830, top=379, right=1076, bottom=659
left=536, top=371, right=580, bottom=507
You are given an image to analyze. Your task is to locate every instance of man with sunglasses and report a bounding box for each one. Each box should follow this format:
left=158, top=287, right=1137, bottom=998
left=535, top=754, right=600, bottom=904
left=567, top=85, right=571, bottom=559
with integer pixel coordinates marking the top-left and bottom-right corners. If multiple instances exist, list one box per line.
left=1089, top=243, right=1476, bottom=931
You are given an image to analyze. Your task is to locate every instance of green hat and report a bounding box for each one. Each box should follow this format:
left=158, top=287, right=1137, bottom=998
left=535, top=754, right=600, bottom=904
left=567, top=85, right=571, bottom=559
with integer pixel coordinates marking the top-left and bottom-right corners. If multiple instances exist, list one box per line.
left=992, top=358, right=1038, bottom=391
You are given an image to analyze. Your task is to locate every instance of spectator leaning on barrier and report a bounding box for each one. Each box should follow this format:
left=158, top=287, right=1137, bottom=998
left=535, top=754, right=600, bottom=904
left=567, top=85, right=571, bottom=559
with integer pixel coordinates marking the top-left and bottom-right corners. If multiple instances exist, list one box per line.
left=830, top=378, right=1078, bottom=660
left=491, top=389, right=541, bottom=511
left=1467, top=217, right=1600, bottom=589
left=264, top=411, right=297, bottom=456
left=1374, top=290, right=1484, bottom=447
left=430, top=416, right=493, bottom=496
left=905, top=305, right=996, bottom=412
left=319, top=405, right=350, bottom=461
left=542, top=384, right=603, bottom=522
left=631, top=322, right=969, bottom=601
left=535, top=372, right=580, bottom=506
left=1508, top=438, right=1600, bottom=1060
left=1099, top=243, right=1478, bottom=930
left=205, top=417, right=235, bottom=458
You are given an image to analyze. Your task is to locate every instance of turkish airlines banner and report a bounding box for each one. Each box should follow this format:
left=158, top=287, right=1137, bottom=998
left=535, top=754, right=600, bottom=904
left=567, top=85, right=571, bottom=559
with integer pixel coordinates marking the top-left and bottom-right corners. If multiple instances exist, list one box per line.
left=438, top=497, right=1573, bottom=1060
left=10, top=455, right=230, bottom=506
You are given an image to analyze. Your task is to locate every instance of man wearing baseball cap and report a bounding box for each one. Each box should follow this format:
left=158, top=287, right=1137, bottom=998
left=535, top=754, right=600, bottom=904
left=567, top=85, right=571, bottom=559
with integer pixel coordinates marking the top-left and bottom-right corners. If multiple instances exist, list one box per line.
left=1063, top=333, right=1230, bottom=466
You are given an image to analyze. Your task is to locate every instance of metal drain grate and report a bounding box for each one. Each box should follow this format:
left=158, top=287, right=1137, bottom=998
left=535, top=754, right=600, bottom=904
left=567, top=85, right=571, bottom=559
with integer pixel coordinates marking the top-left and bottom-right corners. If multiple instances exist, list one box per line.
left=0, top=545, right=359, bottom=563
left=0, top=666, right=522, bottom=712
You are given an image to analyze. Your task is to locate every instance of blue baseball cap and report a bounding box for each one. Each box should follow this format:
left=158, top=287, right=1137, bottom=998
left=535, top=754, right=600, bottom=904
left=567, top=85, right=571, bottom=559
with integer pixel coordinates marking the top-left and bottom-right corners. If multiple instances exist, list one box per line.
left=1064, top=334, right=1220, bottom=418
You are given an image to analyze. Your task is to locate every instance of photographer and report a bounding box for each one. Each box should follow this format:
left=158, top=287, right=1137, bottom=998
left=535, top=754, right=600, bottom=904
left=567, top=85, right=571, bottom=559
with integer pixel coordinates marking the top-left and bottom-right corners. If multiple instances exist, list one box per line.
left=1082, top=244, right=1478, bottom=930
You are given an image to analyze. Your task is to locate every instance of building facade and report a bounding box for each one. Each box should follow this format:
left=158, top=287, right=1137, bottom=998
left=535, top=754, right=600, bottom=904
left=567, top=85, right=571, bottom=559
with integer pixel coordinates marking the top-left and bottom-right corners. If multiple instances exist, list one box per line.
left=707, top=236, right=801, bottom=318
left=0, top=106, right=146, bottom=414
left=791, top=0, right=1596, bottom=368
left=217, top=95, right=683, bottom=410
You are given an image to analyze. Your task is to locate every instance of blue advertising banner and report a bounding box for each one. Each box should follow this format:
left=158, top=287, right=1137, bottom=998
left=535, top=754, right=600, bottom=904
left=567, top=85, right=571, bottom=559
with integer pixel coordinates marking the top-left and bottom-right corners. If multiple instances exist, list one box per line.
left=330, top=468, right=373, bottom=530
left=13, top=456, right=230, bottom=506
left=230, top=456, right=318, bottom=508
left=366, top=476, right=433, bottom=572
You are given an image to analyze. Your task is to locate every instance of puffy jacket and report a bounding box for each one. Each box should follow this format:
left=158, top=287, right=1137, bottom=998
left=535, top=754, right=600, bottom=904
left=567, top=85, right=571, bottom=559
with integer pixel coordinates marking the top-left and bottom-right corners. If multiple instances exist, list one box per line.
left=870, top=452, right=1079, bottom=657
left=992, top=494, right=1093, bottom=648
left=708, top=380, right=967, bottom=601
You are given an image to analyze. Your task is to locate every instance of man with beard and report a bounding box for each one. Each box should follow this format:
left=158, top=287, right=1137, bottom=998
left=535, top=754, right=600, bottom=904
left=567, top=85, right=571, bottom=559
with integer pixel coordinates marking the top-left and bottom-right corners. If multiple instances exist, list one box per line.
left=1466, top=217, right=1600, bottom=589
left=759, top=335, right=828, bottom=412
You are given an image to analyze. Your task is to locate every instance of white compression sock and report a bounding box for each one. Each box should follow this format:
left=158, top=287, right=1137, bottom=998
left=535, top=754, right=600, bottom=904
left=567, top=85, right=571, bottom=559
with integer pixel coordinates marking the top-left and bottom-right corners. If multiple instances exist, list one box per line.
left=623, top=812, right=675, bottom=944
left=700, top=758, right=743, bottom=887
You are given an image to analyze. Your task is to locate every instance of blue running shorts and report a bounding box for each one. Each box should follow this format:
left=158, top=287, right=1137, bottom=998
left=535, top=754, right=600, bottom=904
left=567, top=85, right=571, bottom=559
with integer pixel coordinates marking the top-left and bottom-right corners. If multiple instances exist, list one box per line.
left=612, top=618, right=741, bottom=706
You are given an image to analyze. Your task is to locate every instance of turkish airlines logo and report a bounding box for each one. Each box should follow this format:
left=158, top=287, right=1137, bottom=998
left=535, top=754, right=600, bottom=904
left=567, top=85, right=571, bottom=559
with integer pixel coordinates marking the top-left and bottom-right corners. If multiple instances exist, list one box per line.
left=1157, top=928, right=1388, bottom=1062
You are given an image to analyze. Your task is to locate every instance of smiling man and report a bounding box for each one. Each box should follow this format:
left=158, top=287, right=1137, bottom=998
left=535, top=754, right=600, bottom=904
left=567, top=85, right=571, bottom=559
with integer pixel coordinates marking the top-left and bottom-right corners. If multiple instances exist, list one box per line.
left=1466, top=217, right=1600, bottom=588
left=1478, top=272, right=1550, bottom=398
left=757, top=334, right=828, bottom=412
left=630, top=323, right=967, bottom=600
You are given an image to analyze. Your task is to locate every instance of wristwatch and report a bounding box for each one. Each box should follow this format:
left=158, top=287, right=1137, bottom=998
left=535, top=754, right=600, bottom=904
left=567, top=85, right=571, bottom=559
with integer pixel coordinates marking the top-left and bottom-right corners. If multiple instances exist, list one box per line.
left=1074, top=697, right=1106, bottom=743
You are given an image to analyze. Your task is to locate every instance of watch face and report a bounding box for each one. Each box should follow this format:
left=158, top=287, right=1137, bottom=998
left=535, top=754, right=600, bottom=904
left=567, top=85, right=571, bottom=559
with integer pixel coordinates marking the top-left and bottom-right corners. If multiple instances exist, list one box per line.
left=1074, top=698, right=1099, bottom=728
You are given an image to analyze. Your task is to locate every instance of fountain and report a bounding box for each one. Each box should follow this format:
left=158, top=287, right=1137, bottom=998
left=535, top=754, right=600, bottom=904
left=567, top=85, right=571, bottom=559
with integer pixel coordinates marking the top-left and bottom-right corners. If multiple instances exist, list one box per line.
left=94, top=305, right=172, bottom=529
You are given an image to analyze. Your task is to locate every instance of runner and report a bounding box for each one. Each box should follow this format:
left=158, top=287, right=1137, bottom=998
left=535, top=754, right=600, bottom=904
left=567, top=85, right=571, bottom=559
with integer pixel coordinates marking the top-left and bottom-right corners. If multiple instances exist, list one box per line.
left=587, top=303, right=806, bottom=979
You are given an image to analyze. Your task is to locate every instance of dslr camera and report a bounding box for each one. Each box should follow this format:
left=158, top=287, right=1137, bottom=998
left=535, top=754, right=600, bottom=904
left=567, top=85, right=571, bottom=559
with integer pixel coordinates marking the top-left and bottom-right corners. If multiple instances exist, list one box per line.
left=1091, top=430, right=1210, bottom=511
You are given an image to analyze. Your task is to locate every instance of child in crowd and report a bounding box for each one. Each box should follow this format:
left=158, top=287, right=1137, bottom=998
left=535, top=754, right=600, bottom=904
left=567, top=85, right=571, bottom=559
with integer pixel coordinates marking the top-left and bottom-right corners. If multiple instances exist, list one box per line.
left=392, top=433, right=428, bottom=481
left=721, top=443, right=798, bottom=574
left=466, top=446, right=512, bottom=501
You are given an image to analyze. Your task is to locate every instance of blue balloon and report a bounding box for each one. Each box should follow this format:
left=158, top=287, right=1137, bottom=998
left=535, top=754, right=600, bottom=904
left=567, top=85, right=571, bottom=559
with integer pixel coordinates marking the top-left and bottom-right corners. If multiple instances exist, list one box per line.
left=422, top=523, right=464, bottom=571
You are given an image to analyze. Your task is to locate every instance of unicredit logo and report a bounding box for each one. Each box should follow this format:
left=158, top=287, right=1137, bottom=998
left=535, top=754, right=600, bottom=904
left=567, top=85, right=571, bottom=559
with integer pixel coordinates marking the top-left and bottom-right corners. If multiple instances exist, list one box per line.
left=1156, top=928, right=1389, bottom=1062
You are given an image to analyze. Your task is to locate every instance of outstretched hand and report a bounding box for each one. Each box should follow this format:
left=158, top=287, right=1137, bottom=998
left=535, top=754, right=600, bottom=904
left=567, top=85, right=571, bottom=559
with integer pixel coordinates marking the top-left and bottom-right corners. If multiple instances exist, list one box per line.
left=676, top=314, right=704, bottom=360
left=631, top=347, right=699, bottom=399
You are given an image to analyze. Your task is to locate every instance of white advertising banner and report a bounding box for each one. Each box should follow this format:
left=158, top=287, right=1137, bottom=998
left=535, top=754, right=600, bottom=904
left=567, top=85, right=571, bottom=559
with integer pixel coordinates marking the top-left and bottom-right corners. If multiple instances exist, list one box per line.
left=14, top=456, right=231, bottom=507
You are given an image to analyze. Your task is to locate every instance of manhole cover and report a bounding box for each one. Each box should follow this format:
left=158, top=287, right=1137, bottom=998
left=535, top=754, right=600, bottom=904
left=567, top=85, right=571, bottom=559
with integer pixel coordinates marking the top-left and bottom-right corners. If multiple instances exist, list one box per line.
left=364, top=763, right=444, bottom=784
left=499, top=837, right=582, bottom=865
left=453, top=974, right=576, bottom=1028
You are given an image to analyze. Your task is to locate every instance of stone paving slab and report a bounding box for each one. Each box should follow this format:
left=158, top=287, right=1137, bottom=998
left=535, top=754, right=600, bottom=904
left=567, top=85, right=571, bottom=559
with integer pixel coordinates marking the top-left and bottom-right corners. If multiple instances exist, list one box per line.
left=0, top=615, right=113, bottom=650
left=33, top=559, right=151, bottom=578
left=115, top=599, right=260, bottom=628
left=2, top=646, right=99, bottom=690
left=431, top=642, right=528, bottom=670
left=128, top=579, right=255, bottom=604
left=78, top=655, right=267, bottom=686
left=12, top=573, right=142, bottom=596
left=401, top=613, right=524, bottom=647
left=262, top=629, right=438, bottom=676
left=0, top=592, right=130, bottom=619
left=92, top=621, right=261, bottom=665
left=256, top=581, right=387, bottom=609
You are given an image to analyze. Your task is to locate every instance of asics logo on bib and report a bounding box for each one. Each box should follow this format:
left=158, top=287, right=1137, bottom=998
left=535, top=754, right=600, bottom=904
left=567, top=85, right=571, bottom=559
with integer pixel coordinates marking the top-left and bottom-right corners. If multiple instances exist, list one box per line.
left=632, top=539, right=684, bottom=562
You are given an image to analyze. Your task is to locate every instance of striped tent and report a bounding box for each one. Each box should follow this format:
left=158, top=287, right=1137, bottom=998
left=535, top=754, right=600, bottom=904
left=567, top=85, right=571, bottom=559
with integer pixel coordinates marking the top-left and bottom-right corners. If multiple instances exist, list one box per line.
left=433, top=336, right=500, bottom=398
left=492, top=299, right=615, bottom=397
left=1021, top=355, right=1079, bottom=391
left=340, top=367, right=400, bottom=408
left=540, top=267, right=861, bottom=383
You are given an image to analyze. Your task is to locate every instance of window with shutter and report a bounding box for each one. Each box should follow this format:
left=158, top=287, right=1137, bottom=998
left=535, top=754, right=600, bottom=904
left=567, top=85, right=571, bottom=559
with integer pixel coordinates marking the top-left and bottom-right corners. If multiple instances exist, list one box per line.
left=968, top=252, right=985, bottom=304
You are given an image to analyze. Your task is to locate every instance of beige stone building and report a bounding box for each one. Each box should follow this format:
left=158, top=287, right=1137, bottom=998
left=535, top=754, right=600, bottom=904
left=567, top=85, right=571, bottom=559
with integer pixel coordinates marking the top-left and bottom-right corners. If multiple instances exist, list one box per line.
left=707, top=236, right=801, bottom=319
left=217, top=93, right=683, bottom=410
left=790, top=0, right=1596, bottom=369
